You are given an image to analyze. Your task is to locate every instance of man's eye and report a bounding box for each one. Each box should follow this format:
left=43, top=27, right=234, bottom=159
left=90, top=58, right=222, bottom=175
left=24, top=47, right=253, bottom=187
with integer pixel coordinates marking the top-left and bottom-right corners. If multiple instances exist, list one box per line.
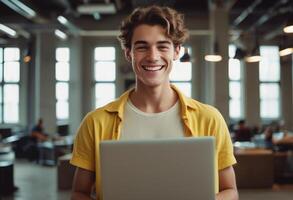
left=136, top=46, right=147, bottom=50
left=158, top=46, right=169, bottom=50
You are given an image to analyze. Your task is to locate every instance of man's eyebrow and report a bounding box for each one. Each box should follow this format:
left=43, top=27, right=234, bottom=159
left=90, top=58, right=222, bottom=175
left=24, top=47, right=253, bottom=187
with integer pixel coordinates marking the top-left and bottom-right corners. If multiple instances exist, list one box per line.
left=133, top=40, right=172, bottom=46
left=134, top=41, right=148, bottom=46
left=157, top=41, right=172, bottom=45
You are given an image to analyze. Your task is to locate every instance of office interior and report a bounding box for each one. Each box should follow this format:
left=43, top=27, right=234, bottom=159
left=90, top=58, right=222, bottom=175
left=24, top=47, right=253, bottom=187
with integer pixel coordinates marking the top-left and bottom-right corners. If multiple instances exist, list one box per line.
left=0, top=0, right=293, bottom=199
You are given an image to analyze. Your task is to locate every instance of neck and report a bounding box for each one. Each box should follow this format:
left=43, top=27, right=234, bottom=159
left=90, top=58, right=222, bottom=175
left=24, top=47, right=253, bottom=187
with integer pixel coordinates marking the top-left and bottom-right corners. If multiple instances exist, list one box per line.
left=129, top=82, right=178, bottom=113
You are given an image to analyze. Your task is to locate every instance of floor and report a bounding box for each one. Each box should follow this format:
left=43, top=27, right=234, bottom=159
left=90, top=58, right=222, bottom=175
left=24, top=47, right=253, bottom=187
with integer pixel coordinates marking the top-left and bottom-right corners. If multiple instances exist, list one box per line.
left=1, top=160, right=293, bottom=200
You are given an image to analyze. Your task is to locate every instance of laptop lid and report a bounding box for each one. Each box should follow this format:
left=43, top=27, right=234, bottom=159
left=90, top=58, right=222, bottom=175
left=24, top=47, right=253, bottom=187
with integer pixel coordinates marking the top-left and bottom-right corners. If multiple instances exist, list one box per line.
left=100, top=137, right=215, bottom=200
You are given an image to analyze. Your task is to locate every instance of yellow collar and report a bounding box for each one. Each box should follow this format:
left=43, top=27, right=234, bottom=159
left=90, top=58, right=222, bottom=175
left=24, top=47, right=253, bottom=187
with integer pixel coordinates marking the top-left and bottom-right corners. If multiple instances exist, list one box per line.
left=104, top=84, right=198, bottom=119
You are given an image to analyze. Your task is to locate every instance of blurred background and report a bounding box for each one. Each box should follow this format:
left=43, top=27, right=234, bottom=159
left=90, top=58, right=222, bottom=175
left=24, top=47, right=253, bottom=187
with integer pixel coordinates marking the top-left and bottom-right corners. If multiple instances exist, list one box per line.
left=0, top=0, right=293, bottom=199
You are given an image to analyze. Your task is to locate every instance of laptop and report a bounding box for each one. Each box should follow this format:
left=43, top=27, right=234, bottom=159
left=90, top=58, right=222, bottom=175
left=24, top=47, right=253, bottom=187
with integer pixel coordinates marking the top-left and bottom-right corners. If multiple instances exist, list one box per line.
left=100, top=137, right=215, bottom=200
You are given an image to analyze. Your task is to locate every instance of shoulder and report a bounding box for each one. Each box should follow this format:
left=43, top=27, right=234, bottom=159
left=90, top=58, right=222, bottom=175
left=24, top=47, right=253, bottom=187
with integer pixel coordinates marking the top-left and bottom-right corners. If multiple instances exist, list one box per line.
left=84, top=90, right=130, bottom=123
left=83, top=103, right=118, bottom=125
left=185, top=97, right=223, bottom=121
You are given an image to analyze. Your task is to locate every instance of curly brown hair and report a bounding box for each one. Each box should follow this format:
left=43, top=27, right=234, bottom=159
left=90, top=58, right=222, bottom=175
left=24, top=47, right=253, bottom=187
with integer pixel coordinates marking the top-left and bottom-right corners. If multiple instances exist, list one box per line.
left=118, top=5, right=189, bottom=50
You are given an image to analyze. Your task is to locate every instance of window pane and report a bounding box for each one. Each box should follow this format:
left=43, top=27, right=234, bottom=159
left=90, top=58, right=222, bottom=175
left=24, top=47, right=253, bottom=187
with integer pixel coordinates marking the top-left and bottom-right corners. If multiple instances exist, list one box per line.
left=95, top=61, right=116, bottom=81
left=259, top=46, right=280, bottom=82
left=4, top=62, right=20, bottom=82
left=229, top=82, right=241, bottom=99
left=4, top=84, right=19, bottom=103
left=95, top=83, right=115, bottom=107
left=56, top=82, right=69, bottom=100
left=4, top=84, right=19, bottom=123
left=0, top=64, right=2, bottom=82
left=56, top=48, right=70, bottom=62
left=260, top=83, right=279, bottom=99
left=228, top=59, right=240, bottom=80
left=229, top=99, right=241, bottom=119
left=0, top=86, right=2, bottom=122
left=229, top=45, right=236, bottom=58
left=4, top=48, right=20, bottom=61
left=172, top=82, right=191, bottom=97
left=260, top=100, right=279, bottom=119
left=0, top=102, right=2, bottom=123
left=170, top=62, right=192, bottom=81
left=4, top=103, right=18, bottom=123
left=95, top=47, right=115, bottom=61
left=0, top=48, right=3, bottom=63
left=56, top=62, right=70, bottom=81
left=56, top=100, right=69, bottom=120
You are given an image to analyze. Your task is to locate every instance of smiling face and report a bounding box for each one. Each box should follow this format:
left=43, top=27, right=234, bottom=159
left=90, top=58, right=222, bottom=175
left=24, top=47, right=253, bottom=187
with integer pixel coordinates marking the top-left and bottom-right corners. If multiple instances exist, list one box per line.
left=125, top=24, right=180, bottom=89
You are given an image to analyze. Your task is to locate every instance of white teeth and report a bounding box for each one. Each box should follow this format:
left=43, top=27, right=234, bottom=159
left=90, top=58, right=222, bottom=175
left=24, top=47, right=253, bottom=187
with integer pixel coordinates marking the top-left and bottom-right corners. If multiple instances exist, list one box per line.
left=142, top=66, right=163, bottom=71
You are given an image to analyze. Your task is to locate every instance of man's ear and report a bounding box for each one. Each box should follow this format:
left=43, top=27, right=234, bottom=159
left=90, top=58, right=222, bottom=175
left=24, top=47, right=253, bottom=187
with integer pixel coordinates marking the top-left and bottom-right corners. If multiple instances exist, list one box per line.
left=124, top=48, right=132, bottom=62
left=173, top=45, right=181, bottom=60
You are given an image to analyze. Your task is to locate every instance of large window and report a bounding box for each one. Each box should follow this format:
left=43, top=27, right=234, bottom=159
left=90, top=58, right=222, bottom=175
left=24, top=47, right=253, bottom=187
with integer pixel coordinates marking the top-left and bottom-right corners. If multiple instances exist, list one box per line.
left=94, top=47, right=116, bottom=108
left=228, top=45, right=243, bottom=119
left=259, top=46, right=280, bottom=119
left=0, top=47, right=20, bottom=123
left=55, top=47, right=70, bottom=121
left=170, top=46, right=192, bottom=97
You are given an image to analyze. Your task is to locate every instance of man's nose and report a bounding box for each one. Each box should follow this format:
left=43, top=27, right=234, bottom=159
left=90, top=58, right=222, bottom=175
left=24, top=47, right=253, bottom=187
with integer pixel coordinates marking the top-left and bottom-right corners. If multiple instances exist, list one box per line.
left=147, top=47, right=160, bottom=61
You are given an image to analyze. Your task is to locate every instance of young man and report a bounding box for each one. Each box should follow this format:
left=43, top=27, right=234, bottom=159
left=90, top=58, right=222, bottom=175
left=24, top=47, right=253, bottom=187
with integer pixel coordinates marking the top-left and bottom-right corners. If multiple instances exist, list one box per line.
left=70, top=5, right=238, bottom=200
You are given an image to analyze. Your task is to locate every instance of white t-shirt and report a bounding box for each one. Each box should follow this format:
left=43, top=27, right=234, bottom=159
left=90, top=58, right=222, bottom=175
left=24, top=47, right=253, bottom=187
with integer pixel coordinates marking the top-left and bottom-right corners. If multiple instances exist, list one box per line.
left=120, top=100, right=184, bottom=140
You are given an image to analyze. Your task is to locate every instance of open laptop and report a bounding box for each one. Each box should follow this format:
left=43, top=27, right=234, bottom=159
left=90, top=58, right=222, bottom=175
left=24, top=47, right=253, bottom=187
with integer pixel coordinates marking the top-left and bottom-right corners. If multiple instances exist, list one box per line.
left=100, top=137, right=215, bottom=200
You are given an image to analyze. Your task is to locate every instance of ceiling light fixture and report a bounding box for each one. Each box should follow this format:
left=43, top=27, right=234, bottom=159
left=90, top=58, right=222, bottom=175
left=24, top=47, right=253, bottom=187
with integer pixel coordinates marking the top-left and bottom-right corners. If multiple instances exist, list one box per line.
left=283, top=17, right=293, bottom=33
left=1, top=0, right=36, bottom=18
left=0, top=23, right=17, bottom=37
left=205, top=55, right=222, bottom=62
left=24, top=41, right=33, bottom=63
left=279, top=47, right=293, bottom=56
left=233, top=47, right=246, bottom=60
left=180, top=47, right=191, bottom=62
left=245, top=55, right=261, bottom=62
left=245, top=46, right=261, bottom=62
left=77, top=3, right=116, bottom=14
left=57, top=16, right=68, bottom=25
left=54, top=29, right=67, bottom=40
left=245, top=30, right=261, bottom=63
left=279, top=35, right=293, bottom=56
left=205, top=41, right=222, bottom=62
left=283, top=25, right=293, bottom=33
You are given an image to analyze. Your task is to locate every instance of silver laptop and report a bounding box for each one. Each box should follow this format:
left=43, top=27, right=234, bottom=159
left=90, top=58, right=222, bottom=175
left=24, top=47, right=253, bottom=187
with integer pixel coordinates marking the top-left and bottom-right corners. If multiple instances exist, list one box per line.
left=100, top=137, right=215, bottom=200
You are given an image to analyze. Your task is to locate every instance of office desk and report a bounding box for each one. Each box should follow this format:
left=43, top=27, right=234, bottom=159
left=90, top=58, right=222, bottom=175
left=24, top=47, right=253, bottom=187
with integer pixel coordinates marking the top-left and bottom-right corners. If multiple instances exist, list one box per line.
left=38, top=136, right=73, bottom=166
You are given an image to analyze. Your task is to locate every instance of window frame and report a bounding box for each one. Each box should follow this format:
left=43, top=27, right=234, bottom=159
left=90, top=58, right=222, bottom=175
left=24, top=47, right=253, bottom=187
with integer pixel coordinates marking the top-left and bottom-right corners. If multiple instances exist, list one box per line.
left=94, top=47, right=116, bottom=108
left=259, top=45, right=281, bottom=120
left=170, top=46, right=193, bottom=97
left=228, top=45, right=243, bottom=120
left=55, top=47, right=70, bottom=122
left=0, top=47, right=20, bottom=124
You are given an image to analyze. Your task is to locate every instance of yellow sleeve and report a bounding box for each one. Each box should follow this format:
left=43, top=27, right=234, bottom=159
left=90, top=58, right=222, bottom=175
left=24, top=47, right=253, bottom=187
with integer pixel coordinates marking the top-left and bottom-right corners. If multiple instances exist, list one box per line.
left=214, top=110, right=237, bottom=170
left=70, top=113, right=96, bottom=171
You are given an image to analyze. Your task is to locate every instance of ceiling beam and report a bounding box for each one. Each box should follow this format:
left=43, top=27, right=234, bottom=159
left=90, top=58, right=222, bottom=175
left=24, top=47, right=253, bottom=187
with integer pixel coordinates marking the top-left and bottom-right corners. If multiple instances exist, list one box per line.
left=247, top=0, right=290, bottom=32
left=264, top=25, right=284, bottom=41
left=232, top=0, right=262, bottom=27
left=1, top=0, right=48, bottom=23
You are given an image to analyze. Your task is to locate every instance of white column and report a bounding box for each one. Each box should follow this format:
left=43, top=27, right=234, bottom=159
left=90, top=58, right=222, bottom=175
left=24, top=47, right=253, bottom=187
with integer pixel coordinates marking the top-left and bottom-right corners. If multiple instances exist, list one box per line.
left=35, top=32, right=56, bottom=134
left=209, top=3, right=229, bottom=121
left=280, top=55, right=293, bottom=130
left=244, top=61, right=261, bottom=127
left=68, top=36, right=83, bottom=135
